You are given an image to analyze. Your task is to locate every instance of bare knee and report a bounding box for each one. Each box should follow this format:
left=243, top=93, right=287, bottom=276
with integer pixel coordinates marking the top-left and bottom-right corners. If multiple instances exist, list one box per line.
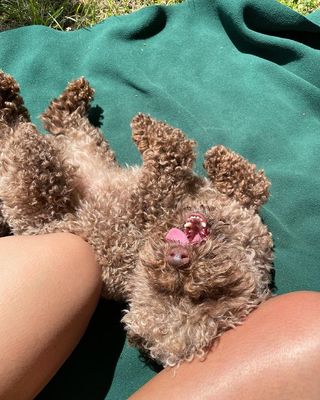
left=1, top=232, right=102, bottom=303
left=230, top=292, right=320, bottom=399
left=48, top=232, right=102, bottom=300
left=268, top=291, right=320, bottom=362
left=266, top=291, right=320, bottom=343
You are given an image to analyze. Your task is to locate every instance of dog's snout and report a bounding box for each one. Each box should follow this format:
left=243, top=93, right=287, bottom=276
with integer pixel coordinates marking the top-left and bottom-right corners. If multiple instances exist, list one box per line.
left=166, top=246, right=190, bottom=267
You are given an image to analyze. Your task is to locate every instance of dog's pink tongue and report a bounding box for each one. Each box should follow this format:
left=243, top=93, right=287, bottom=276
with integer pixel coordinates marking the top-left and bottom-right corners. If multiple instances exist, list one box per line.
left=191, top=233, right=202, bottom=244
left=165, top=228, right=189, bottom=246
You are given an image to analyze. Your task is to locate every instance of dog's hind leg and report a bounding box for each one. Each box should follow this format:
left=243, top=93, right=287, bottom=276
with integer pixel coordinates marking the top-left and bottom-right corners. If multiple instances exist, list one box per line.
left=0, top=73, right=79, bottom=234
left=42, top=77, right=118, bottom=168
left=0, top=126, right=80, bottom=234
left=0, top=70, right=29, bottom=235
left=0, top=70, right=30, bottom=130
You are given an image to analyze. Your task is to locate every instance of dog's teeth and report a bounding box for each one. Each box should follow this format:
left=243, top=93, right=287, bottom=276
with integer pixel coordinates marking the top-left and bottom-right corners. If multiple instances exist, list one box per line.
left=201, top=222, right=207, bottom=227
left=184, top=222, right=192, bottom=228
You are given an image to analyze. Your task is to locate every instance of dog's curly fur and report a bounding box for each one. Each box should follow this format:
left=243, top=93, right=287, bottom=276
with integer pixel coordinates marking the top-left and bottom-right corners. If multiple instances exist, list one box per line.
left=0, top=71, right=273, bottom=367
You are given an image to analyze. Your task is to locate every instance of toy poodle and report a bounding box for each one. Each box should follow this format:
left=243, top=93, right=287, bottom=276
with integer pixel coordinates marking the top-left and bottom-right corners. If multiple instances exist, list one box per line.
left=0, top=70, right=273, bottom=366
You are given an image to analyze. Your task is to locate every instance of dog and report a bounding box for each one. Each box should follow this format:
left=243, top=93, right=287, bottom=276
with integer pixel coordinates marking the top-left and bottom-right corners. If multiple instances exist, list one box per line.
left=0, top=70, right=273, bottom=366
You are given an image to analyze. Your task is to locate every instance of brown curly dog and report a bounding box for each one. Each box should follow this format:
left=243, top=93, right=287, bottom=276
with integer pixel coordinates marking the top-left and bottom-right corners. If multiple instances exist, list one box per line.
left=0, top=71, right=273, bottom=367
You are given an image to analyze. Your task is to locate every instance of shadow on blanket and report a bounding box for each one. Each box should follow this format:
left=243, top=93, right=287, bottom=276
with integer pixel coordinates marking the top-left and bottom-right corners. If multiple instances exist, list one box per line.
left=36, top=300, right=126, bottom=400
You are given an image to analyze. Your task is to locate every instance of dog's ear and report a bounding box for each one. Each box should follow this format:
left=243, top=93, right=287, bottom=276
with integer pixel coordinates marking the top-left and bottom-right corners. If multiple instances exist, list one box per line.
left=203, top=145, right=270, bottom=210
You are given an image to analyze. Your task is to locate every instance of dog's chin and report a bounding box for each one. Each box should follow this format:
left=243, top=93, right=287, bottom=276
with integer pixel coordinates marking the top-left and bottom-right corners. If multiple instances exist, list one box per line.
left=142, top=257, right=184, bottom=296
left=141, top=257, right=230, bottom=302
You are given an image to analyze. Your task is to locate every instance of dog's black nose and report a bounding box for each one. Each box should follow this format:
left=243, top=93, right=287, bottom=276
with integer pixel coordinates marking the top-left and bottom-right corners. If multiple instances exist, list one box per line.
left=166, top=246, right=190, bottom=268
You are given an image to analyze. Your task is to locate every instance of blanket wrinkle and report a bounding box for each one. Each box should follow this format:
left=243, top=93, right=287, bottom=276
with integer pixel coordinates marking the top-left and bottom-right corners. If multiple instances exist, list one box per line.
left=242, top=6, right=320, bottom=50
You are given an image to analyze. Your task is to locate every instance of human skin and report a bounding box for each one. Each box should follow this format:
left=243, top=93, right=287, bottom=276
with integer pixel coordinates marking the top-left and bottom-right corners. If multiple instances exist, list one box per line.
left=0, top=233, right=101, bottom=399
left=130, top=291, right=320, bottom=400
left=0, top=233, right=319, bottom=400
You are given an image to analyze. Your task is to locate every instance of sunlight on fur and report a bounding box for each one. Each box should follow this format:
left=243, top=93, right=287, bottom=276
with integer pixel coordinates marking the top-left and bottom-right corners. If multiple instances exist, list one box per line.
left=0, top=70, right=273, bottom=367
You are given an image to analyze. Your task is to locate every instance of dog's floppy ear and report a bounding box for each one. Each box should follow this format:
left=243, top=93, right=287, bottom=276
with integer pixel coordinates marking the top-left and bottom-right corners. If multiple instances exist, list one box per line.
left=203, top=145, right=270, bottom=210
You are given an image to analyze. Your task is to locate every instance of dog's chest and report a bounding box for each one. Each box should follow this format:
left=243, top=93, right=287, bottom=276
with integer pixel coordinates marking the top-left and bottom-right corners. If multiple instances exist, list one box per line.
left=81, top=165, right=141, bottom=202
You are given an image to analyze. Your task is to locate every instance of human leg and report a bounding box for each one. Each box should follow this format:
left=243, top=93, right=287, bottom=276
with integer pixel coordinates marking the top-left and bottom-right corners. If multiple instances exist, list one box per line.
left=130, top=291, right=320, bottom=400
left=0, top=233, right=101, bottom=400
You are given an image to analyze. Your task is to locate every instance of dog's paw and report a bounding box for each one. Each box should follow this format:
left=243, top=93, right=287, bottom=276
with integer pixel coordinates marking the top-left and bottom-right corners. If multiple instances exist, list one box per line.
left=131, top=113, right=196, bottom=166
left=0, top=70, right=29, bottom=126
left=204, top=145, right=270, bottom=209
left=41, top=77, right=94, bottom=135
left=63, top=77, right=94, bottom=113
left=130, top=113, right=154, bottom=153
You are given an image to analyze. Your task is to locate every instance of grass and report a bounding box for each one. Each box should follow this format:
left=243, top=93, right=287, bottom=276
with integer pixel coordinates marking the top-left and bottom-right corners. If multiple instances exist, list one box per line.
left=278, top=0, right=320, bottom=13
left=0, top=0, right=319, bottom=31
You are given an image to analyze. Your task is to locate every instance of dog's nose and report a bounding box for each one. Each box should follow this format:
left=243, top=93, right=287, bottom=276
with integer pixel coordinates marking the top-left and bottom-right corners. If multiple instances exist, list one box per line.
left=166, top=246, right=190, bottom=268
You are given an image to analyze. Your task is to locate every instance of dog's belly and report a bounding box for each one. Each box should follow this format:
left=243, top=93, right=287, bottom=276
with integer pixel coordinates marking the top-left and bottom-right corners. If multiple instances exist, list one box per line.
left=82, top=165, right=141, bottom=200
left=69, top=165, right=142, bottom=300
left=67, top=147, right=141, bottom=200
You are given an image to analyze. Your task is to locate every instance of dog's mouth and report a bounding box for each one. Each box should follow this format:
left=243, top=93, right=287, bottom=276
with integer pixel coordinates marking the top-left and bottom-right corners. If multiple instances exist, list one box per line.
left=165, top=212, right=209, bottom=246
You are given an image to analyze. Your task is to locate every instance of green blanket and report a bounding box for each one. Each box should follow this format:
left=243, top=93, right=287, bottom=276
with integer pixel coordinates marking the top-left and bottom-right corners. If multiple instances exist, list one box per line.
left=1, top=0, right=320, bottom=398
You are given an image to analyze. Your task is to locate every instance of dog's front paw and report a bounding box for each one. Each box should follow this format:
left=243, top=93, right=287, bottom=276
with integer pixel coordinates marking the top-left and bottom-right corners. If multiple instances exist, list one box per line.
left=130, top=113, right=154, bottom=153
left=131, top=113, right=196, bottom=169
left=204, top=145, right=270, bottom=209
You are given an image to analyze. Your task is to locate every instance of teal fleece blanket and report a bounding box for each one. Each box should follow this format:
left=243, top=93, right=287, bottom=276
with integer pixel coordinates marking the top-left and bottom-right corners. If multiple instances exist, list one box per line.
left=1, top=0, right=320, bottom=398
